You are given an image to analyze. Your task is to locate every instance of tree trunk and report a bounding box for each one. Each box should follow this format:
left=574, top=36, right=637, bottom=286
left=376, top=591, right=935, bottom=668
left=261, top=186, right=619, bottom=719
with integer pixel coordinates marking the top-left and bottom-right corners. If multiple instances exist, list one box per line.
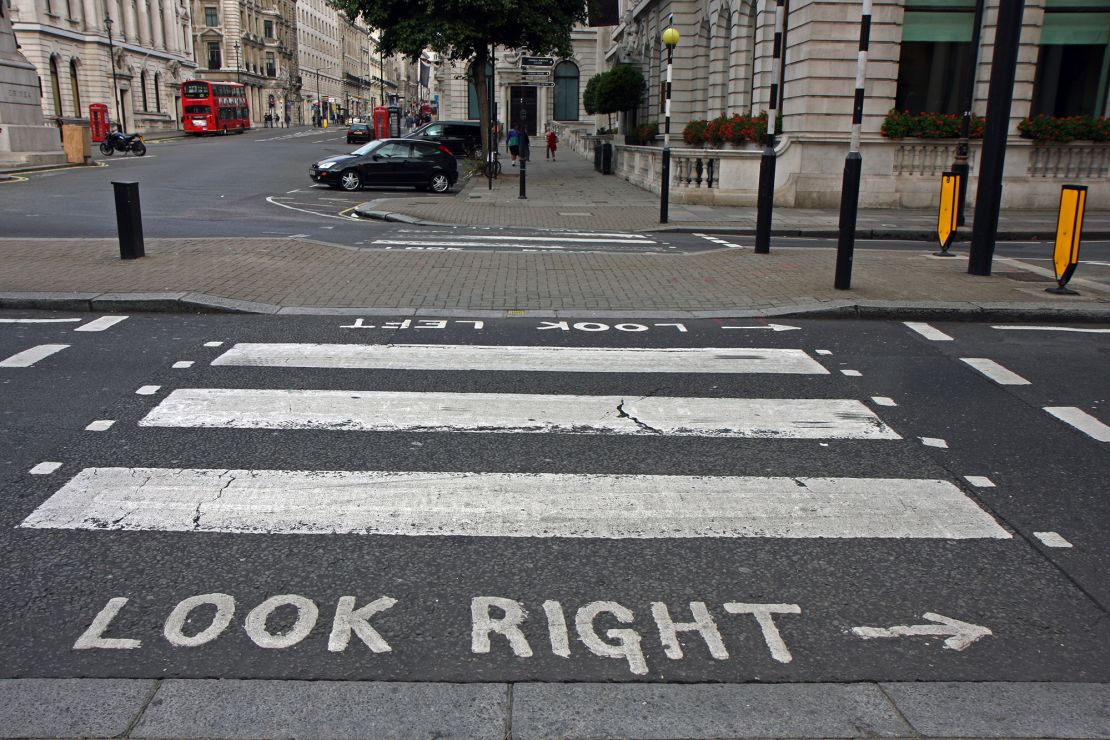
left=472, top=48, right=491, bottom=160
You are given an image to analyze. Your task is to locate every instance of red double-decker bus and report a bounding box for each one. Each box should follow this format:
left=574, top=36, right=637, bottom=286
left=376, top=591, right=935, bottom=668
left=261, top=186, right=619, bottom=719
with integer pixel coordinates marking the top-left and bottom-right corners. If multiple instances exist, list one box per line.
left=181, top=80, right=250, bottom=135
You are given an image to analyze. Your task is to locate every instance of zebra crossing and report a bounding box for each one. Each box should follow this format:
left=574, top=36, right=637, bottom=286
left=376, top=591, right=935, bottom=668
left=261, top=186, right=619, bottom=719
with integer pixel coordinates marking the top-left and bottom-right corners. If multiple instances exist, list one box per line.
left=21, top=337, right=1008, bottom=543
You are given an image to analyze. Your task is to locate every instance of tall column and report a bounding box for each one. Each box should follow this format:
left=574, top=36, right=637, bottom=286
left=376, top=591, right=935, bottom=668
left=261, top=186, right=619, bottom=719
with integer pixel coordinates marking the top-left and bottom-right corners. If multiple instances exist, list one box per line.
left=122, top=0, right=138, bottom=42
left=81, top=0, right=98, bottom=32
left=136, top=0, right=151, bottom=46
left=151, top=0, right=165, bottom=50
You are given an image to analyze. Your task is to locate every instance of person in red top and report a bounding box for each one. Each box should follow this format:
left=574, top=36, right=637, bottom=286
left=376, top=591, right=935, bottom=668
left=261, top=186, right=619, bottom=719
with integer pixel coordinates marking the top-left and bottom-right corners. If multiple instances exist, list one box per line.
left=545, top=128, right=558, bottom=161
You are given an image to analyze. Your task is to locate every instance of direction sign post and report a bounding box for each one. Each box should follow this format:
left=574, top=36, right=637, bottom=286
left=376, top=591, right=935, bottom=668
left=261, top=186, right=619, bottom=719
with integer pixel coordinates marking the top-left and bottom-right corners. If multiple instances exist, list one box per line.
left=521, top=56, right=555, bottom=67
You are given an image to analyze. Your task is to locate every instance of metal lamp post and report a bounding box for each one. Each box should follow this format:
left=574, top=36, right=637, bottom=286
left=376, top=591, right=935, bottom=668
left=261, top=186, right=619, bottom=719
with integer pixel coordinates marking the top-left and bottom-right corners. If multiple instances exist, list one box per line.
left=103, top=15, right=123, bottom=131
left=234, top=42, right=241, bottom=83
left=660, top=21, right=679, bottom=224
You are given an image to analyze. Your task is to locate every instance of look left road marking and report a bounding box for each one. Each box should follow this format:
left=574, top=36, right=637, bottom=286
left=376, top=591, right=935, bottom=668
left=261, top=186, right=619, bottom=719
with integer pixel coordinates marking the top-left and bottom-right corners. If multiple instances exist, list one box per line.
left=21, top=468, right=1010, bottom=539
left=75, top=316, right=128, bottom=332
left=0, top=344, right=69, bottom=367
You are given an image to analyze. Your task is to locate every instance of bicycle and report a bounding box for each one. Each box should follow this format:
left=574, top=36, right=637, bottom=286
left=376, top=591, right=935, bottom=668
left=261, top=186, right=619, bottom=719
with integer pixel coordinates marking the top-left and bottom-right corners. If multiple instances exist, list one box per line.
left=483, top=151, right=502, bottom=179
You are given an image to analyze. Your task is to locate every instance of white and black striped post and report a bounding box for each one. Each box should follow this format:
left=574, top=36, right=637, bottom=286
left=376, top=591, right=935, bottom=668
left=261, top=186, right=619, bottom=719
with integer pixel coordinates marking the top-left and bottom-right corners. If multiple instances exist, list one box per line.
left=660, top=18, right=680, bottom=224
left=754, top=0, right=785, bottom=254
left=834, top=0, right=871, bottom=290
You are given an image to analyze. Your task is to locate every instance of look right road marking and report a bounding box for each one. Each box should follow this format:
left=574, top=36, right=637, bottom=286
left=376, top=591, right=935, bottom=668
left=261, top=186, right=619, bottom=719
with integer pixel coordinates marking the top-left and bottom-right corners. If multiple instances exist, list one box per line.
left=960, top=358, right=1031, bottom=385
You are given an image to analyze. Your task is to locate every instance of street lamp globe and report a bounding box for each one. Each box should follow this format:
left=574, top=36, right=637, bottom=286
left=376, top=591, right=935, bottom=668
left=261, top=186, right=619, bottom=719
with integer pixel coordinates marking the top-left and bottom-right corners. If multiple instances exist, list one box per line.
left=662, top=26, right=680, bottom=49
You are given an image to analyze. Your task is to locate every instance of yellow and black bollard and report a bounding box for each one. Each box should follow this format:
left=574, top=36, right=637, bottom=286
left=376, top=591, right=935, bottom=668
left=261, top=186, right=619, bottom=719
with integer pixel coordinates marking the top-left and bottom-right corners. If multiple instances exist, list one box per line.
left=1047, top=184, right=1087, bottom=295
left=934, top=171, right=960, bottom=257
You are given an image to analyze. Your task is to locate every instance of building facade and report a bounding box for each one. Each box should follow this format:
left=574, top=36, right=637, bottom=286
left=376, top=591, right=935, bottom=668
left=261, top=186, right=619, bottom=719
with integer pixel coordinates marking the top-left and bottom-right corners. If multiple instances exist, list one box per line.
left=11, top=0, right=197, bottom=133
left=190, top=0, right=299, bottom=126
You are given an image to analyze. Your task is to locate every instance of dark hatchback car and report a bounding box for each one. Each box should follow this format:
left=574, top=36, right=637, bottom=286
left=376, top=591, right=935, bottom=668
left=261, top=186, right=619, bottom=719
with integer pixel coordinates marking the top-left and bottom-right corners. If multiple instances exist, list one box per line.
left=346, top=122, right=373, bottom=144
left=405, top=120, right=482, bottom=156
left=310, top=138, right=458, bottom=193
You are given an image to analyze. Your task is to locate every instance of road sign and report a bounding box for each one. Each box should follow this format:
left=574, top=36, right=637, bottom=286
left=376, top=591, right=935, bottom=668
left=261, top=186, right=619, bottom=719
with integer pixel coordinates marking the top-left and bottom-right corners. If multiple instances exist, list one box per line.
left=1050, top=184, right=1086, bottom=295
left=522, top=70, right=552, bottom=77
left=521, top=56, right=555, bottom=67
left=518, top=82, right=556, bottom=87
left=935, top=172, right=960, bottom=256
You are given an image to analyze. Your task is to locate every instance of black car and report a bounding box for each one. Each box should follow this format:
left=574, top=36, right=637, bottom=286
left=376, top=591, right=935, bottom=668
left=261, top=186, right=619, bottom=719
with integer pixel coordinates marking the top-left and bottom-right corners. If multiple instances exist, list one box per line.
left=310, top=138, right=458, bottom=193
left=405, top=120, right=482, bottom=156
left=346, top=122, right=373, bottom=144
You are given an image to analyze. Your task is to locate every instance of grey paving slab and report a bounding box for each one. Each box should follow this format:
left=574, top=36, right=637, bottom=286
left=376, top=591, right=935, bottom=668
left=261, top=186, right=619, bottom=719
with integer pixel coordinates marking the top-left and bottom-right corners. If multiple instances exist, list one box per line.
left=90, top=292, right=189, bottom=312
left=130, top=679, right=508, bottom=739
left=0, top=678, right=155, bottom=739
left=511, top=683, right=914, bottom=739
left=881, top=682, right=1110, bottom=738
left=182, top=292, right=281, bottom=314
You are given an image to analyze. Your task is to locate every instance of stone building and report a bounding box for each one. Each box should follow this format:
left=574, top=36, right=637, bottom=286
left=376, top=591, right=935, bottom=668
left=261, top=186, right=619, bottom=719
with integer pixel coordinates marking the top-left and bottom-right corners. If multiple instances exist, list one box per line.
left=190, top=0, right=298, bottom=126
left=562, top=0, right=1110, bottom=209
left=295, top=0, right=340, bottom=124
left=11, top=0, right=197, bottom=133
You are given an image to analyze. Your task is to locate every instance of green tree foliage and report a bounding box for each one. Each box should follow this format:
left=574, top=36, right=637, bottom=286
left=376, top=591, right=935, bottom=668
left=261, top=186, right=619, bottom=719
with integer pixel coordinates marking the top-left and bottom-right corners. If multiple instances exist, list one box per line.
left=588, top=64, right=645, bottom=130
left=582, top=75, right=600, bottom=116
left=333, top=0, right=588, bottom=159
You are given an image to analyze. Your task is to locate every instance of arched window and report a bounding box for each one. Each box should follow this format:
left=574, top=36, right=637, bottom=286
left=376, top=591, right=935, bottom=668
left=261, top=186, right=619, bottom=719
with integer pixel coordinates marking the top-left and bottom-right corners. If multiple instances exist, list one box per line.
left=49, top=56, right=63, bottom=117
left=154, top=72, right=161, bottom=111
left=467, top=59, right=492, bottom=120
left=69, top=58, right=81, bottom=115
left=553, top=61, right=579, bottom=121
left=140, top=70, right=148, bottom=110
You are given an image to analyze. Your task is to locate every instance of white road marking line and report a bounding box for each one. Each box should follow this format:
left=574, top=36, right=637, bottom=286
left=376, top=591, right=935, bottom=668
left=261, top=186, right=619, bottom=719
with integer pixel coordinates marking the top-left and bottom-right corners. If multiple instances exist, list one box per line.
left=721, top=324, right=799, bottom=332
left=0, top=344, right=69, bottom=367
left=431, top=235, right=655, bottom=244
left=136, top=385, right=161, bottom=395
left=1043, top=407, right=1110, bottom=442
left=75, top=316, right=128, bottom=332
left=29, top=462, right=62, bottom=475
left=22, top=468, right=1010, bottom=540
left=172, top=361, right=194, bottom=369
left=369, top=240, right=655, bottom=250
left=265, top=196, right=360, bottom=221
left=204, top=341, right=224, bottom=347
left=991, top=325, right=1110, bottom=334
left=141, top=390, right=901, bottom=439
left=84, top=420, right=115, bottom=431
left=960, top=358, right=1031, bottom=385
left=0, top=318, right=81, bottom=324
left=920, top=437, right=949, bottom=448
left=904, top=322, right=954, bottom=341
left=841, top=369, right=862, bottom=377
left=964, top=476, right=996, bottom=488
left=1034, top=531, right=1073, bottom=548
left=871, top=396, right=897, bottom=407
left=212, top=344, right=831, bottom=375
left=816, top=349, right=833, bottom=355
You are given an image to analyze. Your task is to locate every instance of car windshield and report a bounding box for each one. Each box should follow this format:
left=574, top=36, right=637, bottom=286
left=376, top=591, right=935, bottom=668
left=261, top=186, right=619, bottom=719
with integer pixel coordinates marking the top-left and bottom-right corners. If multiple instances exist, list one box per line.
left=351, top=140, right=386, bottom=156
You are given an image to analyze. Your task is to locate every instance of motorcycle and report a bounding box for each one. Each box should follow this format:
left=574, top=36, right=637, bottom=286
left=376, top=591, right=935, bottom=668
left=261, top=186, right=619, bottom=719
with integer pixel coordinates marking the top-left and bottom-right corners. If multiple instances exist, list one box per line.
left=99, top=131, right=147, bottom=157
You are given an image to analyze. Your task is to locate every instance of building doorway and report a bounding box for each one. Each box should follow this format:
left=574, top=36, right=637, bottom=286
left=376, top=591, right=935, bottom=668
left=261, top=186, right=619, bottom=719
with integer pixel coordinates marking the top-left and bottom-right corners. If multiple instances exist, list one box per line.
left=508, top=85, right=537, bottom=135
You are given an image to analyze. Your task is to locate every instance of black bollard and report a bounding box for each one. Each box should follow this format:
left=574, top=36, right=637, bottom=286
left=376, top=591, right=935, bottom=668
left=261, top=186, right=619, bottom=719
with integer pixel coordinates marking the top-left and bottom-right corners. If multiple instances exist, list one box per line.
left=112, top=181, right=145, bottom=259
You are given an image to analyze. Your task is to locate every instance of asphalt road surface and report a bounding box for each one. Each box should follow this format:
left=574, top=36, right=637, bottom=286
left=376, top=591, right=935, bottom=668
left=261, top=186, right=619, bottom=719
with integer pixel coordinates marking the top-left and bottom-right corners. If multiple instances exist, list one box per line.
left=2, top=312, right=1108, bottom=683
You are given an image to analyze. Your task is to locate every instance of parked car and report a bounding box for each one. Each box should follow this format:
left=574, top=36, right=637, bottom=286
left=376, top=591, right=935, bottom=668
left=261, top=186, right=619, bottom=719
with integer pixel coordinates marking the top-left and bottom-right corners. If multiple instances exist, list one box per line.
left=405, top=120, right=482, bottom=156
left=310, top=138, right=458, bottom=193
left=346, top=122, right=373, bottom=144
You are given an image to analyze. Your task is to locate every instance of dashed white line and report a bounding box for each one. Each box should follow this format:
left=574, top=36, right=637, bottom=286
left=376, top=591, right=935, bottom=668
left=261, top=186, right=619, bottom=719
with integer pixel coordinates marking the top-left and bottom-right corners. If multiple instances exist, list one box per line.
left=960, top=358, right=1031, bottom=386
left=816, top=349, right=833, bottom=355
left=172, top=361, right=195, bottom=369
left=871, top=396, right=897, bottom=407
left=136, top=385, right=161, bottom=395
left=841, top=369, right=862, bottom=377
left=75, top=316, right=128, bottom=332
left=920, top=437, right=949, bottom=448
left=0, top=344, right=69, bottom=367
left=1034, top=531, right=1073, bottom=548
left=1043, top=407, right=1110, bottom=442
left=964, top=476, right=996, bottom=488
left=204, top=341, right=224, bottom=348
left=85, top=420, right=115, bottom=431
left=904, top=322, right=954, bottom=341
left=29, top=462, right=62, bottom=475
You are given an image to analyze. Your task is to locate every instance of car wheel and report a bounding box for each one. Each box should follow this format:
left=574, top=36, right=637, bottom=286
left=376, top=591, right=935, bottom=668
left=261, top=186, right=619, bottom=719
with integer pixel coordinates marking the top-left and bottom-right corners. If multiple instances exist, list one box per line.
left=131, top=141, right=147, bottom=156
left=99, top=142, right=113, bottom=156
left=340, top=169, right=362, bottom=191
left=429, top=172, right=450, bottom=193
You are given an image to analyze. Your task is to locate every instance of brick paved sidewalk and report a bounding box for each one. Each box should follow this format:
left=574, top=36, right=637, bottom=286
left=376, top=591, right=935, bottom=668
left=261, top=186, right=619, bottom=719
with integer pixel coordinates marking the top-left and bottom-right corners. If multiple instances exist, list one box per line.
left=1, top=237, right=1107, bottom=317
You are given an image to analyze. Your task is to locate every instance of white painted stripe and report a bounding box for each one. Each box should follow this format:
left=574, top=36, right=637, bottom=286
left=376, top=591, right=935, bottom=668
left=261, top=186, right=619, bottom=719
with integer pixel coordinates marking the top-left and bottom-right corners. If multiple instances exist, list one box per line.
left=204, top=341, right=224, bottom=347
left=140, top=390, right=901, bottom=440
left=435, top=235, right=655, bottom=244
left=75, top=316, right=128, bottom=332
left=904, top=322, right=954, bottom=341
left=1043, top=407, right=1110, bottom=442
left=370, top=240, right=644, bottom=251
left=0, top=318, right=81, bottom=324
left=1034, top=531, right=1073, bottom=548
left=0, top=344, right=69, bottom=367
left=172, top=361, right=194, bottom=369
left=841, top=369, right=862, bottom=377
left=29, top=462, right=62, bottom=475
left=816, top=349, right=833, bottom=355
left=992, top=325, right=1110, bottom=334
left=920, top=437, right=949, bottom=448
left=84, top=420, right=115, bottom=431
left=871, top=396, right=897, bottom=407
left=964, top=476, right=996, bottom=488
left=21, top=468, right=1010, bottom=539
left=136, top=385, right=161, bottom=395
left=960, top=358, right=1031, bottom=386
left=212, top=344, right=831, bottom=375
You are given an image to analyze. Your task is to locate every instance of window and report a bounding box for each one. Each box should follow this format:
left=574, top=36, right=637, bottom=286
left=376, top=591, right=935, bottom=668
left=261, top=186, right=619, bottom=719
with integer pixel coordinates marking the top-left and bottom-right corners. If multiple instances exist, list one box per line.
left=49, top=57, right=62, bottom=117
left=374, top=142, right=410, bottom=158
left=208, top=42, right=222, bottom=70
left=140, top=70, right=148, bottom=110
left=205, top=6, right=217, bottom=26
left=894, top=0, right=976, bottom=114
left=266, top=52, right=276, bottom=77
left=265, top=19, right=273, bottom=38
left=154, top=72, right=161, bottom=112
left=553, top=61, right=580, bottom=121
left=1031, top=0, right=1110, bottom=117
left=69, top=59, right=81, bottom=116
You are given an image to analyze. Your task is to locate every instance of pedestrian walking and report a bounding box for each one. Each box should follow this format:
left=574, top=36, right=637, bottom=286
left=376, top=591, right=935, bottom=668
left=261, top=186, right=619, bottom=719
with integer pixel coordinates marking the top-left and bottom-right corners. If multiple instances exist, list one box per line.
left=507, top=125, right=520, bottom=166
left=545, top=128, right=558, bottom=161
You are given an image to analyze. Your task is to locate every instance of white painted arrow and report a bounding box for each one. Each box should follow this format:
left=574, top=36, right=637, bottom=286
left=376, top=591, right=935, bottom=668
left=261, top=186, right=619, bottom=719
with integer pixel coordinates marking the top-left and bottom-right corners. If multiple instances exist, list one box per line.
left=851, top=612, right=992, bottom=651
left=991, top=325, right=1110, bottom=334
left=721, top=323, right=801, bottom=332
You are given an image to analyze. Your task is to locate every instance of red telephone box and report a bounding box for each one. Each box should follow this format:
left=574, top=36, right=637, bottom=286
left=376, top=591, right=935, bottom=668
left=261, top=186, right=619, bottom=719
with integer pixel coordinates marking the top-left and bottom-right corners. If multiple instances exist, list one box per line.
left=89, top=103, right=110, bottom=142
left=372, top=106, right=389, bottom=140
